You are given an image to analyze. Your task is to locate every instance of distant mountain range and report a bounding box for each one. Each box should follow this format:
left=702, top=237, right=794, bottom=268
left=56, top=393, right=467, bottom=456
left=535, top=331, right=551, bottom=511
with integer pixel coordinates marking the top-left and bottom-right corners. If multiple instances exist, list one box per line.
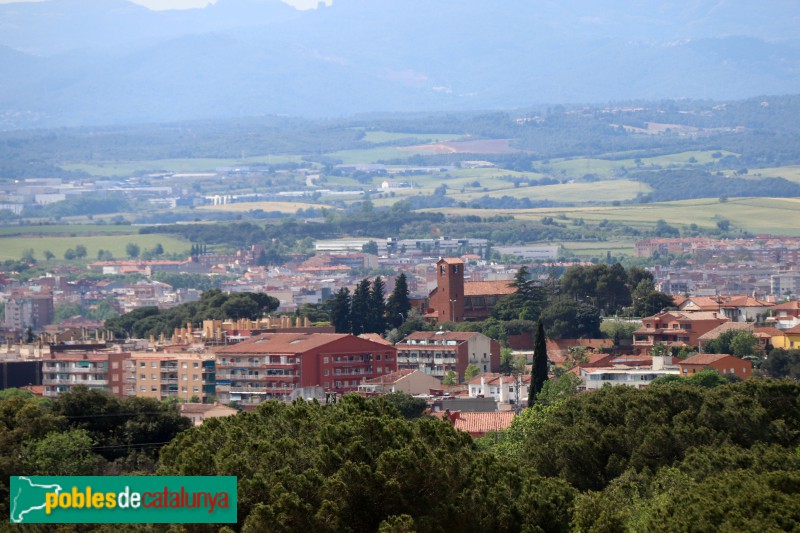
left=1, top=0, right=799, bottom=129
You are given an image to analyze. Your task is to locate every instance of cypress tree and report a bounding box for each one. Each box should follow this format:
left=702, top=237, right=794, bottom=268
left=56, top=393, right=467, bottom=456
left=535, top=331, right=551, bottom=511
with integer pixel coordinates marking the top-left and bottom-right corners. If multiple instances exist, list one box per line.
left=528, top=320, right=549, bottom=407
left=329, top=287, right=351, bottom=334
left=368, top=276, right=387, bottom=334
left=386, top=273, right=411, bottom=329
left=350, top=279, right=371, bottom=335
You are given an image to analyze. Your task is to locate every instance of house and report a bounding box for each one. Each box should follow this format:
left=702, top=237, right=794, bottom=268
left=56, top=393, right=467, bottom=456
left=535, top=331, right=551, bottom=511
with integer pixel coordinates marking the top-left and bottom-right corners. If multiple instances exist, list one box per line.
left=214, top=333, right=397, bottom=405
left=678, top=353, right=752, bottom=380
left=432, top=409, right=516, bottom=437
left=633, top=311, right=729, bottom=353
left=180, top=402, right=238, bottom=426
left=766, top=300, right=800, bottom=330
left=697, top=322, right=757, bottom=351
left=427, top=258, right=515, bottom=322
left=467, top=372, right=530, bottom=404
left=395, top=330, right=501, bottom=381
left=357, top=369, right=441, bottom=396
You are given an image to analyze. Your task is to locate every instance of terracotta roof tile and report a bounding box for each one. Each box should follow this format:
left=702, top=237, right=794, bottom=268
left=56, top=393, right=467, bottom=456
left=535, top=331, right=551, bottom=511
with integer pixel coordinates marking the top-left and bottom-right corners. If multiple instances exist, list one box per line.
left=464, top=281, right=515, bottom=296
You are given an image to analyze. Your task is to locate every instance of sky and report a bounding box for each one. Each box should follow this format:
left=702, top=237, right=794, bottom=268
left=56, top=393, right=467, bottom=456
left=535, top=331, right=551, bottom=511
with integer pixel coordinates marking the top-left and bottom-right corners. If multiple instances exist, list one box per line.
left=0, top=0, right=330, bottom=9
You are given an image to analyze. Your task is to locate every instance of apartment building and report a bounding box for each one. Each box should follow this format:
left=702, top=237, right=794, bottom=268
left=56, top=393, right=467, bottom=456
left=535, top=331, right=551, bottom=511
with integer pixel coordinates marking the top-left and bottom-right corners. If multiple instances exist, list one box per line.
left=4, top=291, right=54, bottom=331
left=395, top=330, right=501, bottom=381
left=214, top=333, right=397, bottom=405
left=42, top=347, right=131, bottom=398
left=128, top=352, right=215, bottom=402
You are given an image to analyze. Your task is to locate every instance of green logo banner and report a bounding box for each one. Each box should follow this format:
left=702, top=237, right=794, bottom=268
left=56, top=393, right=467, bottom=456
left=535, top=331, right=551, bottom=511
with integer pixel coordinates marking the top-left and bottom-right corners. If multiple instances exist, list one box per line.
left=9, top=476, right=237, bottom=524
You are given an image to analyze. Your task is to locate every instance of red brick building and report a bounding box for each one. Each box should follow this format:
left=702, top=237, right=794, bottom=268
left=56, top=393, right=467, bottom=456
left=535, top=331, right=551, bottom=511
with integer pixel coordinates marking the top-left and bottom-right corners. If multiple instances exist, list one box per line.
left=427, top=258, right=515, bottom=322
left=214, top=333, right=397, bottom=405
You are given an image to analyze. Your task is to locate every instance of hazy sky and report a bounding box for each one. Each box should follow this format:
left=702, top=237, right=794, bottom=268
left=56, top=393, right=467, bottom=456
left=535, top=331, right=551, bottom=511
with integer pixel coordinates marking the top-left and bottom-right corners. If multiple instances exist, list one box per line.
left=0, top=0, right=331, bottom=9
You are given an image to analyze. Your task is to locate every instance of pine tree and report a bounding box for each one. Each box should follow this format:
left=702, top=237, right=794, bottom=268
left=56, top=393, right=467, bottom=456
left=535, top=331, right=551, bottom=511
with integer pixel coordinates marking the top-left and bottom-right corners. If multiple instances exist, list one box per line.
left=350, top=279, right=371, bottom=335
left=329, top=287, right=352, bottom=333
left=528, top=320, right=549, bottom=408
left=386, top=273, right=411, bottom=329
left=367, top=277, right=386, bottom=333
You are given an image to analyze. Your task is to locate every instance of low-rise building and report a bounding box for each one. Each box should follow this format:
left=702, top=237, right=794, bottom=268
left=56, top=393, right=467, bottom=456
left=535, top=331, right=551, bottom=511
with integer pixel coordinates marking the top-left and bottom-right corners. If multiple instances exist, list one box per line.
left=357, top=369, right=441, bottom=396
left=633, top=311, right=729, bottom=353
left=396, top=330, right=501, bottom=381
left=179, top=402, right=238, bottom=426
left=678, top=353, right=753, bottom=380
left=467, top=372, right=530, bottom=404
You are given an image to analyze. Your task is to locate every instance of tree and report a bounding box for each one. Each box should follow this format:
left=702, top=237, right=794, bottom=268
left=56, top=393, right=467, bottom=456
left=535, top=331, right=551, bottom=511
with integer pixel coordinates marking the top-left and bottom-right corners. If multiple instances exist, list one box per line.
left=539, top=297, right=601, bottom=339
left=43, top=250, right=55, bottom=261
left=464, top=363, right=481, bottom=382
left=75, top=244, right=87, bottom=258
left=386, top=273, right=411, bottom=329
left=329, top=287, right=352, bottom=334
left=362, top=240, right=379, bottom=255
left=528, top=321, right=548, bottom=407
left=350, top=279, right=371, bottom=335
left=21, top=429, right=104, bottom=476
left=63, top=248, right=77, bottom=260
left=443, top=370, right=457, bottom=385
left=535, top=373, right=581, bottom=406
left=126, top=242, right=140, bottom=258
left=367, top=276, right=386, bottom=334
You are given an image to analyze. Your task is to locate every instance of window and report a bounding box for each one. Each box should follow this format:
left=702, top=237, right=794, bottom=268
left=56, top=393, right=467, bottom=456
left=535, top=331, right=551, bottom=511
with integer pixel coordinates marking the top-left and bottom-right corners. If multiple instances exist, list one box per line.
left=151, top=374, right=157, bottom=380
left=182, top=374, right=188, bottom=381
left=140, top=362, right=146, bottom=368
left=376, top=355, right=381, bottom=361
left=182, top=362, right=188, bottom=369
left=151, top=362, right=157, bottom=368
left=140, top=374, right=146, bottom=380
left=323, top=357, right=329, bottom=364
left=181, top=386, right=187, bottom=392
left=112, top=362, right=119, bottom=369
left=193, top=386, right=199, bottom=392
left=324, top=369, right=329, bottom=376
left=193, top=362, right=199, bottom=368
left=140, top=386, right=146, bottom=392
left=151, top=386, right=156, bottom=392
left=193, top=374, right=199, bottom=381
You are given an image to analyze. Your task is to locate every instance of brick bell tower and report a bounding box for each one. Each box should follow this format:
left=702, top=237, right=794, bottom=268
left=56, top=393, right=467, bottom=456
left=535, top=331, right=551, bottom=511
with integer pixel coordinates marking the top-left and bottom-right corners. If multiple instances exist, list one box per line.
left=434, top=258, right=465, bottom=322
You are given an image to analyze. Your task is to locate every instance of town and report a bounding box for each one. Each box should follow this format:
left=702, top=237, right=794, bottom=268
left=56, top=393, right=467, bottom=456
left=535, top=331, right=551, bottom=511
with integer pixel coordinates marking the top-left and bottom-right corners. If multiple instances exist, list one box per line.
left=2, top=230, right=798, bottom=435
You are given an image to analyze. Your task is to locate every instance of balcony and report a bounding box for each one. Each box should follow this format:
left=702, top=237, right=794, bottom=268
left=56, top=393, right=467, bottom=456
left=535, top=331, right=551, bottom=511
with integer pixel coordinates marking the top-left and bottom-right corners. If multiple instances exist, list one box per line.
left=161, top=378, right=179, bottom=384
left=216, top=384, right=231, bottom=392
left=230, top=386, right=270, bottom=394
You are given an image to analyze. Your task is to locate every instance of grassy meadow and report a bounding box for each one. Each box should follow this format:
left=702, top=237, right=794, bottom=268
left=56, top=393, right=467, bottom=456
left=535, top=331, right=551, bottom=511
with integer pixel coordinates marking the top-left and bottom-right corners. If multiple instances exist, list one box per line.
left=0, top=231, right=190, bottom=261
left=426, top=197, right=800, bottom=236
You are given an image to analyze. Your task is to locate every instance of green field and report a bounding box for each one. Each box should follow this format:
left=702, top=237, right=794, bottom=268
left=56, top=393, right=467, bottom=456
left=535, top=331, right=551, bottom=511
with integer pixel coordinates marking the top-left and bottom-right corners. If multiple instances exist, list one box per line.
left=751, top=165, right=800, bottom=184
left=61, top=155, right=303, bottom=177
left=547, top=150, right=738, bottom=179
left=198, top=201, right=333, bottom=213
left=0, top=233, right=190, bottom=261
left=0, top=225, right=138, bottom=237
left=425, top=197, right=800, bottom=236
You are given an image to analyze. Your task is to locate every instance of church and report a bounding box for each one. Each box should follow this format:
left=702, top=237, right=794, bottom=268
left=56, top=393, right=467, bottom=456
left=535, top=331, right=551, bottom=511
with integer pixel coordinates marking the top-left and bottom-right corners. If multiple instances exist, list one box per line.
left=427, top=258, right=516, bottom=322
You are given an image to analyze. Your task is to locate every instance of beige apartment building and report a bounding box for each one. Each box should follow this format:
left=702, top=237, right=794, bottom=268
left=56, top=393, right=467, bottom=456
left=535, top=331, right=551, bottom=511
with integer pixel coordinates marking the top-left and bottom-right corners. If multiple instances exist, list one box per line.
left=128, top=352, right=216, bottom=402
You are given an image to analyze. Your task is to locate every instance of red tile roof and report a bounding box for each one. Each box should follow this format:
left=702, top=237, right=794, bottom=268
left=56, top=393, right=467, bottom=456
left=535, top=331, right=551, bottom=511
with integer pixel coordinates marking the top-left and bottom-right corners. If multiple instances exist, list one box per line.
left=680, top=353, right=733, bottom=365
left=464, top=281, right=515, bottom=296
left=432, top=410, right=516, bottom=436
left=215, top=333, right=372, bottom=354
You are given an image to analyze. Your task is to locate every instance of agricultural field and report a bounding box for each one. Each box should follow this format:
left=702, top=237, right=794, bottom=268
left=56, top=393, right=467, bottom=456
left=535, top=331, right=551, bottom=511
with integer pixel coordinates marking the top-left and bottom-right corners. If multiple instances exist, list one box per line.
left=426, top=197, right=800, bottom=236
left=61, top=155, right=303, bottom=177
left=0, top=232, right=190, bottom=261
left=360, top=131, right=464, bottom=144
left=448, top=179, right=649, bottom=203
left=546, top=150, right=737, bottom=179
left=198, top=201, right=333, bottom=213
left=750, top=165, right=800, bottom=184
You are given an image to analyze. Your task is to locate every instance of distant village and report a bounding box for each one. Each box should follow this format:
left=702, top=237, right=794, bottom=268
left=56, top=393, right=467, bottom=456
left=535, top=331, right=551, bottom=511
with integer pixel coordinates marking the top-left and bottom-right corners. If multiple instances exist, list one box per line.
left=2, top=232, right=800, bottom=436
